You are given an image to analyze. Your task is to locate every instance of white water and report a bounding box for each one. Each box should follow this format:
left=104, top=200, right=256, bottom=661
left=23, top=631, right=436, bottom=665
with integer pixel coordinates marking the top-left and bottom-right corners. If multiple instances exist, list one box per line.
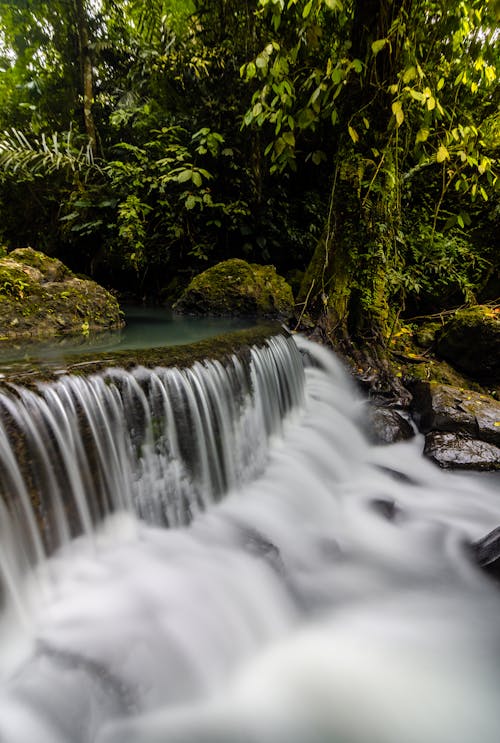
left=0, top=336, right=499, bottom=743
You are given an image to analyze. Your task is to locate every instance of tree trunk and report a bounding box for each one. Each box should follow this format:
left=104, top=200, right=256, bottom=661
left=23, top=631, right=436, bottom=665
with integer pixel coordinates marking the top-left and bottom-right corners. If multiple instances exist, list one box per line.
left=299, top=0, right=407, bottom=345
left=74, top=0, right=97, bottom=156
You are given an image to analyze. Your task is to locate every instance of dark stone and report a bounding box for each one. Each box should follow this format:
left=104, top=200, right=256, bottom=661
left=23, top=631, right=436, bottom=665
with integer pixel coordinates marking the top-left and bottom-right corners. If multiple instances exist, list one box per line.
left=411, top=381, right=500, bottom=446
left=424, top=431, right=500, bottom=470
left=471, top=527, right=500, bottom=583
left=370, top=498, right=401, bottom=521
left=368, top=407, right=414, bottom=444
left=435, top=306, right=500, bottom=382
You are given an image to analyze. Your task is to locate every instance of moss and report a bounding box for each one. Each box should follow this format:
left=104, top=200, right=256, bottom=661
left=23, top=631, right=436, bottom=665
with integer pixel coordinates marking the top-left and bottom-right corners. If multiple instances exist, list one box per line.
left=435, top=305, right=500, bottom=383
left=9, top=247, right=71, bottom=282
left=0, top=249, right=123, bottom=342
left=175, top=259, right=294, bottom=319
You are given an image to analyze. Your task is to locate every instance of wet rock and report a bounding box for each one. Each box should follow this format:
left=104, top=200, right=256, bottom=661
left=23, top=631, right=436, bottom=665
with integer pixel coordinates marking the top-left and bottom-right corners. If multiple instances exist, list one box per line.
left=411, top=382, right=500, bottom=446
left=174, top=259, right=294, bottom=319
left=435, top=305, right=500, bottom=382
left=368, top=407, right=414, bottom=444
left=370, top=498, right=401, bottom=521
left=471, top=527, right=500, bottom=583
left=0, top=248, right=123, bottom=341
left=424, top=432, right=500, bottom=470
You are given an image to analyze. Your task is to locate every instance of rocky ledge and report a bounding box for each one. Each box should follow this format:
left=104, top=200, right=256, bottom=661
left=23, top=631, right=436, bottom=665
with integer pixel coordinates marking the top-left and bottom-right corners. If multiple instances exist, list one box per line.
left=0, top=247, right=123, bottom=340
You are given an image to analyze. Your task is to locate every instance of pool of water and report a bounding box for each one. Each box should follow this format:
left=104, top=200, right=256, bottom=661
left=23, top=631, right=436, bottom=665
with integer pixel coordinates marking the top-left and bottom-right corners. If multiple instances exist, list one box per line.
left=0, top=307, right=255, bottom=369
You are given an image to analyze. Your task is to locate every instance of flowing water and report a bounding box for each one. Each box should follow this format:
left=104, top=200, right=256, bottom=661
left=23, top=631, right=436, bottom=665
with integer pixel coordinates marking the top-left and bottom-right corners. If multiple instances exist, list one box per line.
left=0, top=334, right=499, bottom=743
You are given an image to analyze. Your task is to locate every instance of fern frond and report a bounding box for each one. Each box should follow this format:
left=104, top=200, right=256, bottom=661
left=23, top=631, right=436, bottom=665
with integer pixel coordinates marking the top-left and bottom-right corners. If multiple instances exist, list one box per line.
left=0, top=128, right=100, bottom=177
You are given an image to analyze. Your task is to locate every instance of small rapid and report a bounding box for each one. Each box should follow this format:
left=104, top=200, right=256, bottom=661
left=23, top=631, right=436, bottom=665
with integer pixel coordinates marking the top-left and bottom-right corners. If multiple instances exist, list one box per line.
left=0, top=335, right=499, bottom=743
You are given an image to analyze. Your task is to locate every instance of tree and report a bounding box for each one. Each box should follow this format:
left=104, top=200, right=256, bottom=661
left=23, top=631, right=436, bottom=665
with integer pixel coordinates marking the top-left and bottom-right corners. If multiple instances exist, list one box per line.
left=241, top=0, right=499, bottom=344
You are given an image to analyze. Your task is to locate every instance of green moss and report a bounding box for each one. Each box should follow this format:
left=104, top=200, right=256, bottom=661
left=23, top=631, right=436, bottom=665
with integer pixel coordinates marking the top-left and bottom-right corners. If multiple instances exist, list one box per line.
left=9, top=247, right=71, bottom=282
left=435, top=305, right=500, bottom=383
left=175, top=259, right=294, bottom=318
left=0, top=250, right=123, bottom=342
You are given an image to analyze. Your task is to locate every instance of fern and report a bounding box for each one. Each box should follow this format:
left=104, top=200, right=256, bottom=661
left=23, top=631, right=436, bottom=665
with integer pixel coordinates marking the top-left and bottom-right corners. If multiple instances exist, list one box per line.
left=0, top=128, right=100, bottom=177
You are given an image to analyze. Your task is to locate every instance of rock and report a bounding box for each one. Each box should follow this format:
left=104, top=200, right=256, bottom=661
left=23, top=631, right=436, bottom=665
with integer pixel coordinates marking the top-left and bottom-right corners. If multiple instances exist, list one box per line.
left=424, top=431, right=500, bottom=470
left=174, top=259, right=294, bottom=318
left=435, top=305, right=500, bottom=382
left=471, top=527, right=500, bottom=583
left=367, top=407, right=414, bottom=444
left=0, top=248, right=123, bottom=341
left=411, top=381, right=500, bottom=446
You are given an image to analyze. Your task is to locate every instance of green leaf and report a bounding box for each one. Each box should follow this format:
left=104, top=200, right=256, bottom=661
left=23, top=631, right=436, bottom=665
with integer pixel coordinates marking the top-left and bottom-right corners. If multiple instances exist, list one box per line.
left=177, top=169, right=193, bottom=183
left=352, top=58, right=363, bottom=73
left=282, top=131, right=295, bottom=147
left=391, top=101, right=404, bottom=127
left=371, top=39, right=388, bottom=56
left=416, top=128, right=429, bottom=143
left=303, top=0, right=313, bottom=18
left=348, top=125, right=359, bottom=143
left=402, top=67, right=417, bottom=83
left=191, top=171, right=202, bottom=187
left=436, top=145, right=449, bottom=163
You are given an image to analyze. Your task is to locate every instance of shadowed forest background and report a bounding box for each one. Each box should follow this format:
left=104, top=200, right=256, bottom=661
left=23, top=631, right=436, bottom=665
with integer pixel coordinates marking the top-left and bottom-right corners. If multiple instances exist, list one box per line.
left=0, top=0, right=498, bottom=345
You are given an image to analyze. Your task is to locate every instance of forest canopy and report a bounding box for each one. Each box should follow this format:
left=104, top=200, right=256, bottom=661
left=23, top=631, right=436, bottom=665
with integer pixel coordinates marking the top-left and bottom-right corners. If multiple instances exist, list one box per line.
left=0, top=0, right=498, bottom=339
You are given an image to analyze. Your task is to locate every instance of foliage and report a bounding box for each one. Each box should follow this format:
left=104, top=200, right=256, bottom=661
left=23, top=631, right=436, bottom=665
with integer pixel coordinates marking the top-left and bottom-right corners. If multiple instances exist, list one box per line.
left=0, top=0, right=497, bottom=325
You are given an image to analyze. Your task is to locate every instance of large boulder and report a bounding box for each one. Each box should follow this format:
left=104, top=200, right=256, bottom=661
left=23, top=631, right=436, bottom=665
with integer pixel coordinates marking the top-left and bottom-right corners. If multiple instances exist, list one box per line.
left=174, top=259, right=294, bottom=318
left=424, top=432, right=500, bottom=470
left=0, top=248, right=123, bottom=340
left=411, top=382, right=500, bottom=446
left=435, top=306, right=500, bottom=382
left=411, top=381, right=500, bottom=470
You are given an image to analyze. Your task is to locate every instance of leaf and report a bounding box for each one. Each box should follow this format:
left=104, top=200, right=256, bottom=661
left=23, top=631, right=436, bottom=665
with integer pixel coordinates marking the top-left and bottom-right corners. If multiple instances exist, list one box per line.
left=391, top=101, right=404, bottom=127
left=436, top=145, right=449, bottom=163
left=416, top=128, right=429, bottom=143
left=402, top=67, right=417, bottom=83
left=437, top=77, right=445, bottom=91
left=409, top=89, right=425, bottom=103
left=282, top=131, right=295, bottom=147
left=352, top=58, right=363, bottom=73
left=371, top=38, right=388, bottom=55
left=191, top=171, right=202, bottom=187
left=177, top=169, right=192, bottom=183
left=324, top=0, right=343, bottom=9
left=348, top=125, right=359, bottom=143
left=303, top=0, right=313, bottom=18
left=426, top=96, right=436, bottom=111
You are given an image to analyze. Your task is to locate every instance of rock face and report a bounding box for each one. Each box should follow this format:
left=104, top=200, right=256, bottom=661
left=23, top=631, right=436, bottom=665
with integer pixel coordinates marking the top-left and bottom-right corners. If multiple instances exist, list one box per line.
left=472, top=527, right=500, bottom=583
left=411, top=381, right=500, bottom=469
left=424, top=432, right=500, bottom=470
left=174, top=259, right=294, bottom=318
left=0, top=248, right=123, bottom=340
left=435, top=306, right=500, bottom=382
left=367, top=407, right=415, bottom=444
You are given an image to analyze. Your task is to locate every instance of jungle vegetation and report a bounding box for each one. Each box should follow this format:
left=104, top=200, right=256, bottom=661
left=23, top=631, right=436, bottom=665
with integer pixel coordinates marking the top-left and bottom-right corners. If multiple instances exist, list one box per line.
left=0, top=0, right=498, bottom=346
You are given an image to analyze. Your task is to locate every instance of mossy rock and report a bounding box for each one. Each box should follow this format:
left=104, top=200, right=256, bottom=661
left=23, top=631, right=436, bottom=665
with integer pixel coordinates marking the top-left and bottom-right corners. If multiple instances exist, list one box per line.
left=0, top=248, right=123, bottom=341
left=435, top=306, right=500, bottom=383
left=174, top=259, right=294, bottom=319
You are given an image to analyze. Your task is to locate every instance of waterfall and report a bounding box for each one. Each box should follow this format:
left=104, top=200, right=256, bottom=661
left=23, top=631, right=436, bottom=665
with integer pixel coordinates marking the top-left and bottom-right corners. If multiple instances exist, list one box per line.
left=0, top=334, right=499, bottom=743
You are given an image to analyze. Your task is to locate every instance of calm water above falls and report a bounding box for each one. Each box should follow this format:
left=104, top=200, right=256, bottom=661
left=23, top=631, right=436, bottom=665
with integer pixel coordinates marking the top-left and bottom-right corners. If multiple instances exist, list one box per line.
left=0, top=335, right=499, bottom=743
left=0, top=306, right=253, bottom=367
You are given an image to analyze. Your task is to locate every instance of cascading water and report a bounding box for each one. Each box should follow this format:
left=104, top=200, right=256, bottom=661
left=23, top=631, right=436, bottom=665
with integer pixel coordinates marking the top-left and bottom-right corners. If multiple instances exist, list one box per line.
left=0, top=334, right=499, bottom=743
